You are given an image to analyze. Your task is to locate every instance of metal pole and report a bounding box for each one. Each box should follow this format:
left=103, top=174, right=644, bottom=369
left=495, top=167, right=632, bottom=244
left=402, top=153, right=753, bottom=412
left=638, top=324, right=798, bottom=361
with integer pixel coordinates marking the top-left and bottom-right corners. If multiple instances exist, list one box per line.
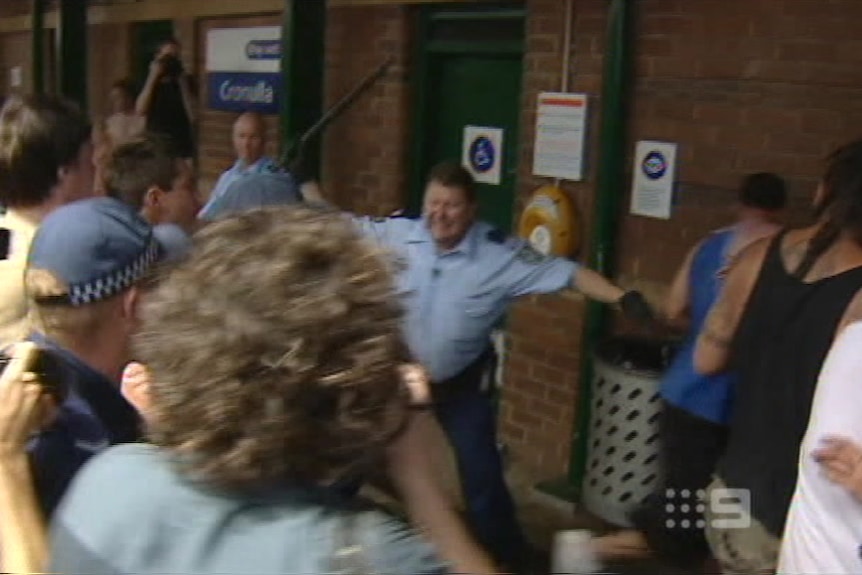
left=567, top=0, right=634, bottom=493
left=279, top=0, right=326, bottom=181
left=56, top=0, right=88, bottom=109
left=31, top=0, right=45, bottom=94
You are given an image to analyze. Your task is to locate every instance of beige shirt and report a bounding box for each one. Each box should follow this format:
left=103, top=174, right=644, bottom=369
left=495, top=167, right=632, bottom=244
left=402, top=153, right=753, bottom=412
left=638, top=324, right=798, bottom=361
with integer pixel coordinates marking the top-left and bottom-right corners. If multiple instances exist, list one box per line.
left=106, top=112, right=146, bottom=147
left=0, top=210, right=36, bottom=348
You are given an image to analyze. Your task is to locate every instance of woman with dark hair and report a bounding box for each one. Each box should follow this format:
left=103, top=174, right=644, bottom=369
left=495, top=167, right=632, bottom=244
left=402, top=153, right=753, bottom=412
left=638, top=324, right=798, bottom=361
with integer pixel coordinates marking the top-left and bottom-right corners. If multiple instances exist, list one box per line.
left=46, top=206, right=474, bottom=575
left=694, top=139, right=862, bottom=574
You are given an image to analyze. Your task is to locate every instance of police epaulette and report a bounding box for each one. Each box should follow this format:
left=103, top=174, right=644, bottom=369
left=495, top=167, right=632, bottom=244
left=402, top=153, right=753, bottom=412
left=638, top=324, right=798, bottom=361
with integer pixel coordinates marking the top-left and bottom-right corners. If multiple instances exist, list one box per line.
left=486, top=228, right=507, bottom=244
left=374, top=210, right=419, bottom=222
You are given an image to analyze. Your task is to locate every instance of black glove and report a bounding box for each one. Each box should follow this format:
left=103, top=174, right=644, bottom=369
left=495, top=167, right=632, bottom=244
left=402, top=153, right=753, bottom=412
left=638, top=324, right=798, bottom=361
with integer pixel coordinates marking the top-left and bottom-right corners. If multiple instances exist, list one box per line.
left=619, top=290, right=656, bottom=324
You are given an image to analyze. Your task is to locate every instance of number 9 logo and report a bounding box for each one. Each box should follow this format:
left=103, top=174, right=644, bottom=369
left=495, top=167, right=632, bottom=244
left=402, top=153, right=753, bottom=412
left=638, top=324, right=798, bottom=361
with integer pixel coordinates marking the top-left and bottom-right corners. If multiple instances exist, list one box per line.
left=710, top=488, right=752, bottom=529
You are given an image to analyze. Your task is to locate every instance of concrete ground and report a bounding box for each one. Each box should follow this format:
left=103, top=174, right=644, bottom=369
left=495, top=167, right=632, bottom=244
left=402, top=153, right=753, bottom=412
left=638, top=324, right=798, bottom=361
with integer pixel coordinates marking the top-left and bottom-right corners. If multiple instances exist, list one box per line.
left=508, top=470, right=698, bottom=575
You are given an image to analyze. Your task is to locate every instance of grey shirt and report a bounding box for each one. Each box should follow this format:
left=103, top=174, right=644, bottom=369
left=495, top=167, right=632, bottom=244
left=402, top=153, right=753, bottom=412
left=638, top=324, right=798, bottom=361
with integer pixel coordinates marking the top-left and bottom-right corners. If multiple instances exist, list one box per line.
left=49, top=444, right=448, bottom=575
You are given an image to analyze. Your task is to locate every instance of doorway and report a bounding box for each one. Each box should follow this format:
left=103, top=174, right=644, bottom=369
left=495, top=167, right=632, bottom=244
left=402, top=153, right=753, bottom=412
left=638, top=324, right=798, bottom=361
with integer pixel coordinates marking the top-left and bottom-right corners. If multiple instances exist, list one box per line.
left=410, top=3, right=525, bottom=231
left=130, top=20, right=174, bottom=91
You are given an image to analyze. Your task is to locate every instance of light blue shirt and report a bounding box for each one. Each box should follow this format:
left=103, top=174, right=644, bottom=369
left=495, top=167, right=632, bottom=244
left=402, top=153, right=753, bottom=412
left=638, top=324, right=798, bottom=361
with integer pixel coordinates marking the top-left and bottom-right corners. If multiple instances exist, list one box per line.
left=354, top=216, right=578, bottom=381
left=50, top=444, right=448, bottom=575
left=199, top=156, right=279, bottom=219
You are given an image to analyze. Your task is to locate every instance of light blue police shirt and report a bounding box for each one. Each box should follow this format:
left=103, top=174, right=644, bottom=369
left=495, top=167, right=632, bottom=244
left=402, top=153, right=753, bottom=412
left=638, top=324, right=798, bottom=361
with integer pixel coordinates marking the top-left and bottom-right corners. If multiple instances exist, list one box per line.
left=199, top=156, right=279, bottom=219
left=354, top=216, right=578, bottom=381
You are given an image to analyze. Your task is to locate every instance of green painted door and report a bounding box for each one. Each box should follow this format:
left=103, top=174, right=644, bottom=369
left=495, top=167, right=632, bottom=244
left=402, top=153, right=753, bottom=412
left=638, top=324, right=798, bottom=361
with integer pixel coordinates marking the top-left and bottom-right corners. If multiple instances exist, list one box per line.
left=411, top=5, right=525, bottom=232
left=130, top=20, right=174, bottom=91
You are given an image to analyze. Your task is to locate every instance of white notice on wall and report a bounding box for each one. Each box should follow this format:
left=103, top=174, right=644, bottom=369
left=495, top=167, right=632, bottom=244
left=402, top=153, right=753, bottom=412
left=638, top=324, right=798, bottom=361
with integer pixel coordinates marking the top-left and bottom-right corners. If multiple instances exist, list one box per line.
left=630, top=141, right=678, bottom=220
left=462, top=126, right=504, bottom=185
left=532, top=92, right=588, bottom=181
left=9, top=66, right=22, bottom=88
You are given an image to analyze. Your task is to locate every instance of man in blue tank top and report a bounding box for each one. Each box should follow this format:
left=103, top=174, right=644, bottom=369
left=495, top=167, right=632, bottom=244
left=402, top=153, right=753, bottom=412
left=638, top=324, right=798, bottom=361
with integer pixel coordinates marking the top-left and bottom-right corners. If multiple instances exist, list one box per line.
left=568, top=173, right=787, bottom=571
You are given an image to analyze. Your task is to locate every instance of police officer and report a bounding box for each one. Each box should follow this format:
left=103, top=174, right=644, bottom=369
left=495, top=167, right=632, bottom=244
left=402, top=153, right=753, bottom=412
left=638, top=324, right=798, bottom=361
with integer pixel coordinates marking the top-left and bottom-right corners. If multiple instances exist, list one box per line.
left=354, top=161, right=653, bottom=570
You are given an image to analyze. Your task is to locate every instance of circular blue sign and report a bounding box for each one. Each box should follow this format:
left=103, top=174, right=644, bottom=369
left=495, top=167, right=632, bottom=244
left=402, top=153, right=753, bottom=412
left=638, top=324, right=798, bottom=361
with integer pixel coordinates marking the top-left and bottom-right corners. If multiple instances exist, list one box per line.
left=641, top=151, right=667, bottom=180
left=469, top=136, right=496, bottom=173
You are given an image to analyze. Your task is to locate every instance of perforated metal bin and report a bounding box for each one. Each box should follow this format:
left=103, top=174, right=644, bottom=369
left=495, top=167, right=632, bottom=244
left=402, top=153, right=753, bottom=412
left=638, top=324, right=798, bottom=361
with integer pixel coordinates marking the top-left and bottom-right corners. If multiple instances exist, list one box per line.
left=581, top=336, right=676, bottom=527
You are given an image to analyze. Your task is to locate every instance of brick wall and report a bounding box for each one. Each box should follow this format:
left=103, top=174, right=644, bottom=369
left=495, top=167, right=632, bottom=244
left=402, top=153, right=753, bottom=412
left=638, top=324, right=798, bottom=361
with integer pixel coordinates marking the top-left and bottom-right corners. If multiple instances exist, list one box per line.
left=619, top=0, right=862, bottom=290
left=501, top=0, right=862, bottom=483
left=88, top=23, right=131, bottom=119
left=191, top=6, right=411, bottom=208
left=499, top=0, right=607, bottom=480
left=322, top=5, right=412, bottom=216
left=0, top=31, right=33, bottom=96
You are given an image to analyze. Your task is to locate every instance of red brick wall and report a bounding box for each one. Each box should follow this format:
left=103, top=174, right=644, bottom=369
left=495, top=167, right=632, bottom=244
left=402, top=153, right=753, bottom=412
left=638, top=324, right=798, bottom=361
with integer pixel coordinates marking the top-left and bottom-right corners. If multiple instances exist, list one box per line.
left=190, top=6, right=412, bottom=209
left=501, top=0, right=862, bottom=482
left=322, top=5, right=412, bottom=216
left=499, top=0, right=607, bottom=480
left=619, top=0, right=862, bottom=288
left=88, top=23, right=131, bottom=119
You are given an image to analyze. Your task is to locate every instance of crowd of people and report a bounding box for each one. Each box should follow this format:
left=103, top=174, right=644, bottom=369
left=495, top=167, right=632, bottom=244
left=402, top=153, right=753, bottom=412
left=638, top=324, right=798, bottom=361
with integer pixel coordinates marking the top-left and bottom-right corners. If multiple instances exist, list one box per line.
left=0, top=34, right=654, bottom=575
left=569, top=143, right=862, bottom=575
left=1, top=34, right=862, bottom=575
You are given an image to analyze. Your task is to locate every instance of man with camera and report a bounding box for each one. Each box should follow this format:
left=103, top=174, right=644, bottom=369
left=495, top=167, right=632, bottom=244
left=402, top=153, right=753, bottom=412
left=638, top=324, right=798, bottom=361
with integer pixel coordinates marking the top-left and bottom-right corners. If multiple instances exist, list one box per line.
left=135, top=38, right=196, bottom=161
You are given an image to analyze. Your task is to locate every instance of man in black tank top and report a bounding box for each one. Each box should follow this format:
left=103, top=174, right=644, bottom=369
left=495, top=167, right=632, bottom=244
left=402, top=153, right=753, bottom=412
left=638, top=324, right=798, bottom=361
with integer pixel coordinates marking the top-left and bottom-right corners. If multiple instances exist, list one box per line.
left=693, top=139, right=862, bottom=574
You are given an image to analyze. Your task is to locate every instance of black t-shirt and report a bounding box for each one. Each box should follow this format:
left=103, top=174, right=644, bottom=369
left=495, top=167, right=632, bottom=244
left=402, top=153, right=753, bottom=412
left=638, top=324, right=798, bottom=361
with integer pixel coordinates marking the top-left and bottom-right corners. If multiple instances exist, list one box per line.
left=719, top=231, right=862, bottom=535
left=147, top=77, right=195, bottom=158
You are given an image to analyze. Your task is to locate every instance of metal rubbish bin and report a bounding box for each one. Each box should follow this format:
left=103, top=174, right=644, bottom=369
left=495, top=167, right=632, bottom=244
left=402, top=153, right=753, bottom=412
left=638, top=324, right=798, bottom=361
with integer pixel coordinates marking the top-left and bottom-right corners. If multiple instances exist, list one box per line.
left=581, top=336, right=677, bottom=527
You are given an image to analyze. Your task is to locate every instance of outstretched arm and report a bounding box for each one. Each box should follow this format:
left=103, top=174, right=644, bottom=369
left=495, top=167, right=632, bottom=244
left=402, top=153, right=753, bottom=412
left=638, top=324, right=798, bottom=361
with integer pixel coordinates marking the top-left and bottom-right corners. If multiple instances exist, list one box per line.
left=571, top=267, right=625, bottom=304
left=387, top=365, right=497, bottom=574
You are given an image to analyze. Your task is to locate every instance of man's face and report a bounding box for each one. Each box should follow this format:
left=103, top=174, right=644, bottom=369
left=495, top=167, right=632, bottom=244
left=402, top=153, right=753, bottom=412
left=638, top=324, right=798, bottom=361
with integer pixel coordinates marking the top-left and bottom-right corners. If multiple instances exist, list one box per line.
left=58, top=140, right=97, bottom=203
left=422, top=181, right=477, bottom=250
left=232, top=116, right=265, bottom=165
left=159, top=160, right=200, bottom=233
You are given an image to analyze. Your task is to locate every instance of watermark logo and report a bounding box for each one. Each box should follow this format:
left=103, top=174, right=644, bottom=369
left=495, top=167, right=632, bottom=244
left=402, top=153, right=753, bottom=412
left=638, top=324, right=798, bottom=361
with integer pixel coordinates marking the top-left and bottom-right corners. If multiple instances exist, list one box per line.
left=664, top=488, right=751, bottom=530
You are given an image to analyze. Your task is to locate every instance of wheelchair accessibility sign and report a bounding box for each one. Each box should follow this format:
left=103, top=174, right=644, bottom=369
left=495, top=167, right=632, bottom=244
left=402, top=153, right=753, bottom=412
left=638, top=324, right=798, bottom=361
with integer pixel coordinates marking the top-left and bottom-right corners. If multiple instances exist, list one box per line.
left=462, top=126, right=504, bottom=185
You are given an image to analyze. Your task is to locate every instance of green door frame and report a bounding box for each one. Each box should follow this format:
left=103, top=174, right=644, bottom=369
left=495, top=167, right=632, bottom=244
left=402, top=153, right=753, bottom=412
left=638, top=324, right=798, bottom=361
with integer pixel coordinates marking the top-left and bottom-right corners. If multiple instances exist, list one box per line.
left=56, top=0, right=88, bottom=110
left=408, top=3, right=525, bottom=221
left=279, top=0, right=326, bottom=180
left=31, top=0, right=46, bottom=94
left=535, top=0, right=635, bottom=504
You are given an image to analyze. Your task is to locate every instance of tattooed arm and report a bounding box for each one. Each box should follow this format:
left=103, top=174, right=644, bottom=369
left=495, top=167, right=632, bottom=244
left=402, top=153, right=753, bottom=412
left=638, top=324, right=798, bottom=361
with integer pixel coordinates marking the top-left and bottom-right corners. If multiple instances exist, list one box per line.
left=694, top=238, right=770, bottom=375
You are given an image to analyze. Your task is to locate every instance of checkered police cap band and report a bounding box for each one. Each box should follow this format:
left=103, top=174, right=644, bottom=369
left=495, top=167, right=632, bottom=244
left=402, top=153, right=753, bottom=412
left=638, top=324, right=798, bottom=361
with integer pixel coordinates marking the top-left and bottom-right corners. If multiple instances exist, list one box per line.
left=36, top=236, right=161, bottom=307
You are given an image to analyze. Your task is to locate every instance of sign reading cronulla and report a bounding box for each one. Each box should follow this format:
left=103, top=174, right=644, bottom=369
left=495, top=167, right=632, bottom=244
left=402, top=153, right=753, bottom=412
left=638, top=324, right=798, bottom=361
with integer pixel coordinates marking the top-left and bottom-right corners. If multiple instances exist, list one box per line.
left=206, top=26, right=281, bottom=114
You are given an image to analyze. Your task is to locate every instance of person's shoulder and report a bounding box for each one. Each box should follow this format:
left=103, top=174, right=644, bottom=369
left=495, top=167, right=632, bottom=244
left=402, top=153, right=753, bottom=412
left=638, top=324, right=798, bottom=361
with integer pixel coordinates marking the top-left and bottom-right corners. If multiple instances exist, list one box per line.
left=838, top=320, right=862, bottom=343
left=369, top=212, right=422, bottom=231
left=730, top=232, right=773, bottom=270
left=477, top=221, right=551, bottom=263
left=56, top=444, right=172, bottom=518
left=67, top=444, right=165, bottom=490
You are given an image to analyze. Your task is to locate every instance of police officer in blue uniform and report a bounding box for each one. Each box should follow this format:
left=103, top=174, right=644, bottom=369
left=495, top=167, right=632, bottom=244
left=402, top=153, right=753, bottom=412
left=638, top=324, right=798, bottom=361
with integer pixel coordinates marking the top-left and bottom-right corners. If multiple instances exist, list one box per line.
left=354, top=161, right=653, bottom=570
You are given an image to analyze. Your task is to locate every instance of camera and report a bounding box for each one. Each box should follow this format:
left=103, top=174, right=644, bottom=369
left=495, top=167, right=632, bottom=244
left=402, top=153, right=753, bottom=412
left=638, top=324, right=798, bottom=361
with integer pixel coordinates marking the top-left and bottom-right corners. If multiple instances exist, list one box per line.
left=0, top=347, right=67, bottom=404
left=158, top=54, right=184, bottom=78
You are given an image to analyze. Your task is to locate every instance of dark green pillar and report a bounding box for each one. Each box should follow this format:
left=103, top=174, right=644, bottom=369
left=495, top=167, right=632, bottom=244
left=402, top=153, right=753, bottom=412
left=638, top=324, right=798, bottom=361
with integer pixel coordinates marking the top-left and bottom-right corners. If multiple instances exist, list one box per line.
left=535, top=0, right=635, bottom=503
left=279, top=0, right=326, bottom=180
left=568, top=0, right=635, bottom=493
left=56, top=0, right=88, bottom=109
left=31, top=0, right=46, bottom=94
